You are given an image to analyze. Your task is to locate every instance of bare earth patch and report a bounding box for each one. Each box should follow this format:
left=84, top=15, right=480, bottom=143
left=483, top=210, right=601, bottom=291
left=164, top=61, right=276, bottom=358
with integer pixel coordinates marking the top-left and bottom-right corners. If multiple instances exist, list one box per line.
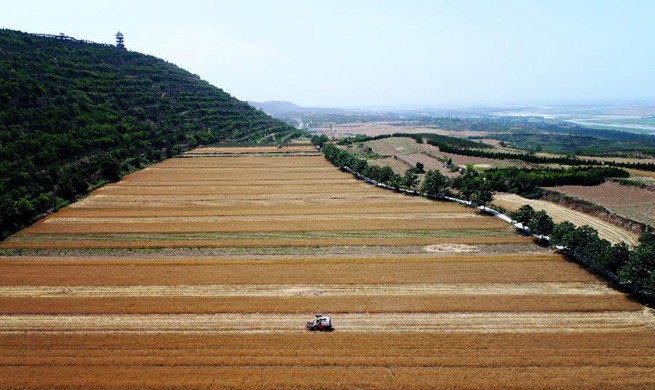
left=545, top=182, right=655, bottom=207
left=545, top=182, right=655, bottom=227
left=424, top=244, right=479, bottom=253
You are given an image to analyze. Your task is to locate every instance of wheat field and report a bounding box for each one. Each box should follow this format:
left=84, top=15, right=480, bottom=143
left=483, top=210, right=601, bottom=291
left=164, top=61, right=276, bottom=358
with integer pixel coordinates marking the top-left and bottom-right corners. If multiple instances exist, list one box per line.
left=1, top=145, right=653, bottom=389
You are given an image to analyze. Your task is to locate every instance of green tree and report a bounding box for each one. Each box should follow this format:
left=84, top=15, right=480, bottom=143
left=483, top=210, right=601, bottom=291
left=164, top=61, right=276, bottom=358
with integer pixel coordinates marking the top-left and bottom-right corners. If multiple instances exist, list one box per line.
left=378, top=166, right=395, bottom=184
left=420, top=170, right=449, bottom=196
left=388, top=174, right=404, bottom=190
left=579, top=236, right=613, bottom=271
left=550, top=221, right=576, bottom=244
left=606, top=242, right=631, bottom=273
left=618, top=245, right=655, bottom=296
left=638, top=230, right=655, bottom=247
left=100, top=155, right=121, bottom=183
left=470, top=181, right=494, bottom=209
left=414, top=162, right=425, bottom=174
left=16, top=198, right=36, bottom=220
left=509, top=204, right=536, bottom=226
left=311, top=134, right=329, bottom=148
left=451, top=175, right=476, bottom=201
left=562, top=225, right=599, bottom=253
left=402, top=169, right=419, bottom=189
left=527, top=210, right=554, bottom=238
left=351, top=158, right=368, bottom=173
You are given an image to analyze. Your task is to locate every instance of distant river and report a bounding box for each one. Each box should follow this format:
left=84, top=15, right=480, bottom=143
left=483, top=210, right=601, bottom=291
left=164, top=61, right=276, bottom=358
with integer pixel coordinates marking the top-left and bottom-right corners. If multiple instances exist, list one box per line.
left=568, top=120, right=655, bottom=133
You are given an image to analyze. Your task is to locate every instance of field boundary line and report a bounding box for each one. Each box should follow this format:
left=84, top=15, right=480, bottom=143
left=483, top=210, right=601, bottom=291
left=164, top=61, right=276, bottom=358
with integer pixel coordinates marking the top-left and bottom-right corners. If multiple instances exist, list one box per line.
left=0, top=282, right=619, bottom=298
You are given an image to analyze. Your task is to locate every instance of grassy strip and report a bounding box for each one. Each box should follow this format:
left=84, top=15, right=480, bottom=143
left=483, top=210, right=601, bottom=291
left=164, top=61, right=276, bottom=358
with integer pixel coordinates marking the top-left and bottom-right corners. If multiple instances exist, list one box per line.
left=0, top=242, right=542, bottom=259
left=612, top=178, right=655, bottom=192
left=5, top=229, right=515, bottom=243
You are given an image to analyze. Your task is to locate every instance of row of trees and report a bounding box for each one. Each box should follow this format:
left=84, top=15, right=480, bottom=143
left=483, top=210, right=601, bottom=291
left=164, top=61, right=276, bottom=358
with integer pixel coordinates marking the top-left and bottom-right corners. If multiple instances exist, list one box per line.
left=398, top=116, right=655, bottom=157
left=337, top=132, right=655, bottom=172
left=477, top=166, right=629, bottom=198
left=315, top=136, right=654, bottom=300
left=316, top=139, right=495, bottom=208
left=339, top=135, right=631, bottom=197
left=435, top=142, right=655, bottom=172
left=335, top=132, right=491, bottom=150
left=316, top=134, right=629, bottom=201
left=510, top=204, right=655, bottom=299
left=331, top=133, right=651, bottom=185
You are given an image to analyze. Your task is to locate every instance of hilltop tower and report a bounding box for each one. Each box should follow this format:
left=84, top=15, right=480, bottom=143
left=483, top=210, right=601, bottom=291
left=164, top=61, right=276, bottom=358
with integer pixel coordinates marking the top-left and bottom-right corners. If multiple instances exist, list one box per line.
left=116, top=32, right=125, bottom=49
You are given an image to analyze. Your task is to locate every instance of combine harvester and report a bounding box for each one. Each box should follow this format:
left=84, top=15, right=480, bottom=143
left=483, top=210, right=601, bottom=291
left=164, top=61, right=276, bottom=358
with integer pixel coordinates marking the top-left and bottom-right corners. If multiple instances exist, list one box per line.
left=306, top=314, right=333, bottom=331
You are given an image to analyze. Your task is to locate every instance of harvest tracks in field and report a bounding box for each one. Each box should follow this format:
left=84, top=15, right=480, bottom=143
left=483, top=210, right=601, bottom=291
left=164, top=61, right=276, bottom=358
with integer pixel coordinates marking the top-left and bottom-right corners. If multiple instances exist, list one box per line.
left=493, top=192, right=639, bottom=245
left=1, top=144, right=654, bottom=389
left=545, top=181, right=655, bottom=227
left=2, top=310, right=653, bottom=334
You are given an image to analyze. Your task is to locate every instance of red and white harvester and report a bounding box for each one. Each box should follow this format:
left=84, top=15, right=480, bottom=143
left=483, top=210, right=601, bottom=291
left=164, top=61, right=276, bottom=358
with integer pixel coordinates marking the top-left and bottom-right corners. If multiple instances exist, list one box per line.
left=306, top=314, right=332, bottom=331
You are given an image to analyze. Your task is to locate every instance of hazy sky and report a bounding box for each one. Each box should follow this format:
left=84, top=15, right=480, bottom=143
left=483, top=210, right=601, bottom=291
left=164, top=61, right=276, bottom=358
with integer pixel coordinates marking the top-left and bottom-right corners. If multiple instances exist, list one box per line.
left=2, top=1, right=655, bottom=107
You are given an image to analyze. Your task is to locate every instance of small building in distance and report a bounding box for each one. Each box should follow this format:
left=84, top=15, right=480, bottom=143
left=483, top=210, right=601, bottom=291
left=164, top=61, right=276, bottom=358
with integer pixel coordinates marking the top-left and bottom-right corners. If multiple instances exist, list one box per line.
left=116, top=32, right=125, bottom=49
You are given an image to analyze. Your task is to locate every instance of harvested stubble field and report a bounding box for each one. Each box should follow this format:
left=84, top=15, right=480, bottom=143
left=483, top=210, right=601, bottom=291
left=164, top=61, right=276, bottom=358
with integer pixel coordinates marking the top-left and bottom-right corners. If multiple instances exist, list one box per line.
left=368, top=156, right=413, bottom=175
left=365, top=137, right=527, bottom=175
left=314, top=122, right=495, bottom=139
left=544, top=182, right=655, bottom=227
left=1, top=147, right=654, bottom=389
left=185, top=145, right=321, bottom=155
left=365, top=137, right=456, bottom=176
left=493, top=193, right=640, bottom=245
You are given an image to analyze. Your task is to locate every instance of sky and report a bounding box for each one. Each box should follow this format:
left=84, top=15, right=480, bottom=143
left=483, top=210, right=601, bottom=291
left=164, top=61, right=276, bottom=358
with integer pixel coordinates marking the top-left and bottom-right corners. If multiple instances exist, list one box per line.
left=2, top=0, right=655, bottom=108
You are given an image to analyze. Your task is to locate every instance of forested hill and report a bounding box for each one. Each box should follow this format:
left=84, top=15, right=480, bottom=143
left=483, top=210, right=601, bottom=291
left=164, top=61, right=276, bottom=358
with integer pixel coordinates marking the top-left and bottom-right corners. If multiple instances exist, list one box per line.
left=0, top=29, right=299, bottom=240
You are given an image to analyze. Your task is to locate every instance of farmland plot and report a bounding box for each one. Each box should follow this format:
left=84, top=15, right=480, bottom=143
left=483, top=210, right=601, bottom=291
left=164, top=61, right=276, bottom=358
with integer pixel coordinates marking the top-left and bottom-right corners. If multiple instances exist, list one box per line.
left=544, top=182, right=655, bottom=227
left=493, top=193, right=639, bottom=245
left=1, top=146, right=654, bottom=389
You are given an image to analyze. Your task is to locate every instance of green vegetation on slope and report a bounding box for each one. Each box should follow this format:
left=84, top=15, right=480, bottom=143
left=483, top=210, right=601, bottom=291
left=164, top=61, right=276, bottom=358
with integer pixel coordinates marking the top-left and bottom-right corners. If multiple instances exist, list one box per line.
left=0, top=29, right=299, bottom=240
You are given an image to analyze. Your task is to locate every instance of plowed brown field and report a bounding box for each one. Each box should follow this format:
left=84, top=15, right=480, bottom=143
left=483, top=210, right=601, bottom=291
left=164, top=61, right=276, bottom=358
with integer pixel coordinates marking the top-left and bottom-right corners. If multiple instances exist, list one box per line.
left=1, top=147, right=654, bottom=389
left=544, top=182, right=655, bottom=227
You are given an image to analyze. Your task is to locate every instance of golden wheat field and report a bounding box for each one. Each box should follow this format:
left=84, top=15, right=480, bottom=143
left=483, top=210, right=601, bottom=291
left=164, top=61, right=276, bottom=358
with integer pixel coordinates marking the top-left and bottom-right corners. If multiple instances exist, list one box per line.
left=1, top=145, right=654, bottom=389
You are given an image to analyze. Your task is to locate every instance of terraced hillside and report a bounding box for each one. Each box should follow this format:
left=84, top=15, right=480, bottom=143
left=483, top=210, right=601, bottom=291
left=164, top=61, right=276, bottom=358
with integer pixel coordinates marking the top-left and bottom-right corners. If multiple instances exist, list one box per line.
left=1, top=145, right=654, bottom=389
left=0, top=28, right=297, bottom=240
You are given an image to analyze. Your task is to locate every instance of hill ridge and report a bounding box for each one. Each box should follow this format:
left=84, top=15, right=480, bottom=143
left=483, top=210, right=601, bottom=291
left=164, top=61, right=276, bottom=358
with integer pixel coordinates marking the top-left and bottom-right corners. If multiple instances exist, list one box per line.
left=0, top=28, right=300, bottom=240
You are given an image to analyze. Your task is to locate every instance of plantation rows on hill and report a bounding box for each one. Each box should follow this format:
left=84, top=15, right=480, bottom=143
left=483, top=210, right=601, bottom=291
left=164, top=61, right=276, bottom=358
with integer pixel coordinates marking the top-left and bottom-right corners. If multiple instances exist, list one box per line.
left=0, top=29, right=299, bottom=240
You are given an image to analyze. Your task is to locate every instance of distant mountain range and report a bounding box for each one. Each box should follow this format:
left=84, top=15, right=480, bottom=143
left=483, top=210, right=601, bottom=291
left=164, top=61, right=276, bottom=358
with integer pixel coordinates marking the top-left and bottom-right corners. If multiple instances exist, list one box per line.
left=249, top=101, right=346, bottom=116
